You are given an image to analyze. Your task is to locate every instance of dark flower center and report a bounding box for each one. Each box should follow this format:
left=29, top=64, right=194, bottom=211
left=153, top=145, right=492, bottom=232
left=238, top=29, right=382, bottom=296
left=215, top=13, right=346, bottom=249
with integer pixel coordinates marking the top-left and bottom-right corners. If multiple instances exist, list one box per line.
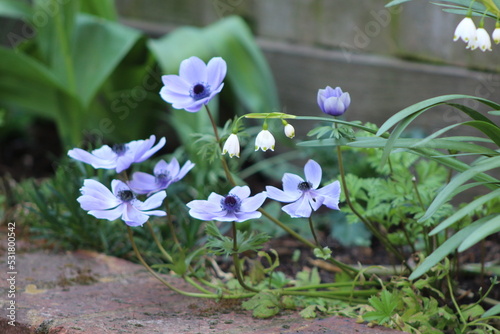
left=220, top=194, right=241, bottom=213
left=155, top=172, right=170, bottom=188
left=190, top=83, right=211, bottom=101
left=298, top=181, right=312, bottom=191
left=118, top=190, right=135, bottom=202
left=112, top=143, right=128, bottom=156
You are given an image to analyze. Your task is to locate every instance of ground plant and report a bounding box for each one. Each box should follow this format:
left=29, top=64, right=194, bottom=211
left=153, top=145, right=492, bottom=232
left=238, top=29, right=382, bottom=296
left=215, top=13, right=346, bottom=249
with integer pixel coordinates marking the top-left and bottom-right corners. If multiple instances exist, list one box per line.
left=2, top=1, right=500, bottom=333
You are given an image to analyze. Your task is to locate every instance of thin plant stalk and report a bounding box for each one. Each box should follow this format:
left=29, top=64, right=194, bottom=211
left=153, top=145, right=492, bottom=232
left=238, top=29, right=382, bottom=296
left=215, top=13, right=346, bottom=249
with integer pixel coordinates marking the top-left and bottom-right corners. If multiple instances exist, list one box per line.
left=127, top=226, right=217, bottom=298
left=334, top=125, right=409, bottom=269
left=308, top=216, right=321, bottom=248
left=258, top=208, right=359, bottom=276
left=146, top=221, right=173, bottom=263
left=231, top=221, right=260, bottom=293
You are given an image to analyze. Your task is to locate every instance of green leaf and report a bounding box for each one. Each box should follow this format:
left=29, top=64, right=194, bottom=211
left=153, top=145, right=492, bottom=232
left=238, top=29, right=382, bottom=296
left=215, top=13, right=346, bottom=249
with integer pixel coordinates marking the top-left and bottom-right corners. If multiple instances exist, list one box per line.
left=0, top=46, right=68, bottom=118
left=79, top=0, right=117, bottom=21
left=409, top=219, right=488, bottom=280
left=386, top=0, right=414, bottom=7
left=295, top=267, right=321, bottom=287
left=483, top=303, right=500, bottom=317
left=72, top=14, right=142, bottom=107
left=458, top=214, right=500, bottom=252
left=347, top=137, right=499, bottom=156
left=376, top=95, right=500, bottom=136
left=420, top=155, right=500, bottom=221
left=430, top=188, right=500, bottom=235
left=363, top=290, right=398, bottom=325
left=0, top=0, right=31, bottom=19
left=462, top=120, right=500, bottom=147
left=241, top=291, right=281, bottom=318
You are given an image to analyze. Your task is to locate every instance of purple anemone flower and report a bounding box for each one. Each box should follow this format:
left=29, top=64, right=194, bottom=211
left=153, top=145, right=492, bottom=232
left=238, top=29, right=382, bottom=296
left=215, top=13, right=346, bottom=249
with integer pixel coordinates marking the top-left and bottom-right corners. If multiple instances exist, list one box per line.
left=77, top=179, right=166, bottom=227
left=187, top=186, right=266, bottom=223
left=128, top=158, right=195, bottom=195
left=160, top=56, right=227, bottom=112
left=317, top=86, right=351, bottom=116
left=68, top=135, right=166, bottom=173
left=266, top=160, right=341, bottom=218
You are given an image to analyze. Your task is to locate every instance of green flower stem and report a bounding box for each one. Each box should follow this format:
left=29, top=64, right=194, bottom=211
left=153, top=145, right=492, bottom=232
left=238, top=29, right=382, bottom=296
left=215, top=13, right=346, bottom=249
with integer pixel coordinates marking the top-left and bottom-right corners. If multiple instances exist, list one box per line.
left=334, top=132, right=409, bottom=269
left=204, top=104, right=237, bottom=186
left=447, top=273, right=467, bottom=327
left=281, top=289, right=377, bottom=301
left=183, top=275, right=215, bottom=295
left=127, top=226, right=217, bottom=298
left=232, top=221, right=260, bottom=293
left=145, top=221, right=173, bottom=263
left=164, top=199, right=182, bottom=251
left=308, top=216, right=321, bottom=248
left=283, top=281, right=379, bottom=291
left=258, top=208, right=358, bottom=276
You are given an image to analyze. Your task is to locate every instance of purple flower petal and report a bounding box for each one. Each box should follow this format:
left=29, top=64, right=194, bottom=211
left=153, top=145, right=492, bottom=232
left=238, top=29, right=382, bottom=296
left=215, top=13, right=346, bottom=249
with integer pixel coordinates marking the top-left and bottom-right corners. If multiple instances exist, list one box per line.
left=240, top=192, right=267, bottom=212
left=161, top=75, right=191, bottom=94
left=282, top=173, right=304, bottom=195
left=137, top=191, right=167, bottom=211
left=179, top=56, right=208, bottom=84
left=128, top=172, right=157, bottom=194
left=176, top=160, right=195, bottom=181
left=316, top=181, right=341, bottom=210
left=122, top=204, right=150, bottom=226
left=88, top=205, right=124, bottom=221
left=265, top=186, right=298, bottom=203
left=304, top=160, right=322, bottom=189
left=206, top=57, right=227, bottom=89
left=282, top=196, right=312, bottom=218
left=229, top=186, right=251, bottom=199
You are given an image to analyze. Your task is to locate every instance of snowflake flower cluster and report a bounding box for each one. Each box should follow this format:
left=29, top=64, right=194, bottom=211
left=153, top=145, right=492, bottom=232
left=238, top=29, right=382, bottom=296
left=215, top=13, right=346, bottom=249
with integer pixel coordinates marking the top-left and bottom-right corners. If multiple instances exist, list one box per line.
left=453, top=16, right=500, bottom=52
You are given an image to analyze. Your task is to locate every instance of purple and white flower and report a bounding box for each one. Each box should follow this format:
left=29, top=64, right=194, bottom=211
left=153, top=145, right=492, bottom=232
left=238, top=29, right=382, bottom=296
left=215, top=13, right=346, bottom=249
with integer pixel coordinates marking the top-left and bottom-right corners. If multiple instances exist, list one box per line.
left=160, top=56, right=227, bottom=112
left=187, top=186, right=266, bottom=222
left=68, top=135, right=166, bottom=173
left=77, top=179, right=166, bottom=227
left=317, top=86, right=351, bottom=116
left=128, top=158, right=195, bottom=195
left=266, top=160, right=341, bottom=218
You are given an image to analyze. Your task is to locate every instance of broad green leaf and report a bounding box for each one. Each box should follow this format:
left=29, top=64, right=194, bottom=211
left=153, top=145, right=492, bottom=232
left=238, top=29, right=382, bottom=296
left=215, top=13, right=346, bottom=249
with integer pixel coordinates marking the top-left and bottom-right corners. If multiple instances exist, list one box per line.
left=0, top=46, right=69, bottom=118
left=458, top=214, right=500, bottom=251
left=420, top=155, right=500, bottom=221
left=72, top=14, right=142, bottom=107
left=0, top=0, right=31, bottom=19
left=33, top=0, right=78, bottom=87
left=79, top=0, right=117, bottom=21
left=409, top=219, right=487, bottom=280
left=489, top=110, right=500, bottom=116
left=430, top=188, right=500, bottom=235
left=376, top=95, right=500, bottom=136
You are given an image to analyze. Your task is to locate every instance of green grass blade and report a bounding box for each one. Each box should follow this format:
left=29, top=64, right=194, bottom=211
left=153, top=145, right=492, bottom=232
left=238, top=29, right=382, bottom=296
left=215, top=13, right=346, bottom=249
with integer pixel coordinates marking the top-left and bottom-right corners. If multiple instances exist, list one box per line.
left=429, top=188, right=500, bottom=235
left=409, top=219, right=488, bottom=280
left=420, top=156, right=500, bottom=221
left=458, top=214, right=500, bottom=252
left=376, top=95, right=500, bottom=136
